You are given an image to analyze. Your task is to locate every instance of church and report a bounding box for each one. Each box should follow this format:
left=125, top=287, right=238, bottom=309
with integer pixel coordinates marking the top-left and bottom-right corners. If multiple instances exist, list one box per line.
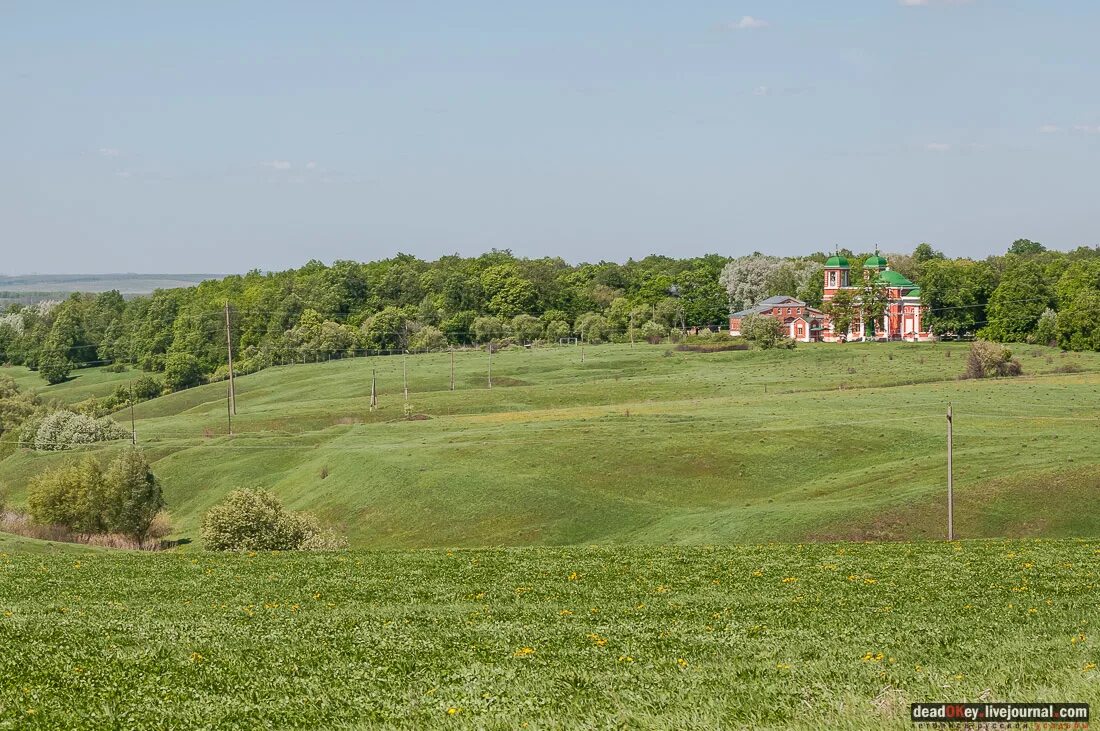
left=728, top=253, right=932, bottom=343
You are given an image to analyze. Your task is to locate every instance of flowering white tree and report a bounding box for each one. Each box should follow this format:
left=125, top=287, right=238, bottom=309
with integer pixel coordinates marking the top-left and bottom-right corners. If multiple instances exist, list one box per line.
left=719, top=256, right=784, bottom=312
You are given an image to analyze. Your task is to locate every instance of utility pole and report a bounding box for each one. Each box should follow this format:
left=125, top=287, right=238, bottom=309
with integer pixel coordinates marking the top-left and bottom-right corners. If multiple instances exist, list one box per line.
left=129, top=381, right=136, bottom=445
left=403, top=353, right=409, bottom=402
left=581, top=345, right=585, bottom=363
left=370, top=368, right=377, bottom=411
left=487, top=345, right=493, bottom=389
left=450, top=349, right=455, bottom=391
left=227, top=382, right=233, bottom=436
left=224, top=301, right=236, bottom=415
left=947, top=403, right=954, bottom=541
left=629, top=312, right=635, bottom=349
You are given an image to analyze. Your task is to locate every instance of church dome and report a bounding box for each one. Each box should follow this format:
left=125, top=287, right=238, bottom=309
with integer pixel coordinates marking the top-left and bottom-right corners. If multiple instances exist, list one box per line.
left=824, top=255, right=850, bottom=268
left=864, top=253, right=888, bottom=268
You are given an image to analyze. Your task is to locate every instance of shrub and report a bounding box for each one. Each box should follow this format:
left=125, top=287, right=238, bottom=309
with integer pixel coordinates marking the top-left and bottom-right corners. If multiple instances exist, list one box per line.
left=742, top=315, right=794, bottom=350
left=27, top=457, right=108, bottom=533
left=545, top=320, right=571, bottom=342
left=163, top=352, right=205, bottom=391
left=640, top=320, right=666, bottom=344
left=964, top=340, right=1023, bottom=379
left=33, top=410, right=129, bottom=451
left=408, top=325, right=448, bottom=352
left=25, top=449, right=165, bottom=541
left=132, top=375, right=164, bottom=401
left=1033, top=308, right=1058, bottom=347
left=200, top=489, right=346, bottom=551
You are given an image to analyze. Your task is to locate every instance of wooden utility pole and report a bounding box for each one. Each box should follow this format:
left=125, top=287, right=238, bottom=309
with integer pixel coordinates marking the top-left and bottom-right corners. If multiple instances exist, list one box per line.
left=487, top=345, right=493, bottom=389
left=947, top=403, right=954, bottom=541
left=581, top=345, right=585, bottom=363
left=224, top=301, right=236, bottom=415
left=370, top=369, right=377, bottom=411
left=450, top=349, right=455, bottom=391
left=129, top=381, right=136, bottom=445
left=403, top=353, right=409, bottom=402
left=227, top=382, right=233, bottom=435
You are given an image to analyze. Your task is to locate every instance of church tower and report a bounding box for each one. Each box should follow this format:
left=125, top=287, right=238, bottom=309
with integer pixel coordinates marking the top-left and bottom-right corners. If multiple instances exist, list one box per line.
left=822, top=251, right=850, bottom=301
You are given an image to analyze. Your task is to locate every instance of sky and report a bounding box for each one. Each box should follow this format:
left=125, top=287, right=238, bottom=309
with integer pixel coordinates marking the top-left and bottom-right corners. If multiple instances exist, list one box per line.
left=2, top=1, right=1099, bottom=274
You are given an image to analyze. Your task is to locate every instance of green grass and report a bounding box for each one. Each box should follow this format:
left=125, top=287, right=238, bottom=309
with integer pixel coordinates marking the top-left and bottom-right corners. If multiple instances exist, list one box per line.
left=3, top=342, right=1100, bottom=547
left=1, top=540, right=1098, bottom=729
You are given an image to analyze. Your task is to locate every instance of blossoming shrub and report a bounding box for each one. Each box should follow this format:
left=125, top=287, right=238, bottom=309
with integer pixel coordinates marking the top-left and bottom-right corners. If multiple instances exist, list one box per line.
left=30, top=409, right=130, bottom=451
left=200, top=488, right=346, bottom=551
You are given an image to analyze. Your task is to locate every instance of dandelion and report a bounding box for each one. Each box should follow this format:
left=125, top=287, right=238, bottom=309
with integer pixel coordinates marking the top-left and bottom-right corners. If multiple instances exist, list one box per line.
left=587, top=633, right=608, bottom=647
left=782, top=577, right=798, bottom=584
left=568, top=571, right=579, bottom=581
left=559, top=609, right=573, bottom=616
left=677, top=658, right=689, bottom=669
left=1072, top=633, right=1087, bottom=644
left=189, top=652, right=204, bottom=664
left=1084, top=663, right=1097, bottom=672
left=861, top=652, right=885, bottom=663
left=776, top=662, right=791, bottom=670
left=447, top=707, right=461, bottom=715
left=513, top=646, right=535, bottom=658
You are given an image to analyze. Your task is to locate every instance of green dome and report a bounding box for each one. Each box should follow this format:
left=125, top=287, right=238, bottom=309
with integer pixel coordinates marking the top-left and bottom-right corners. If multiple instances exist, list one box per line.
left=864, top=253, right=889, bottom=268
left=824, top=255, right=850, bottom=268
left=877, top=269, right=915, bottom=288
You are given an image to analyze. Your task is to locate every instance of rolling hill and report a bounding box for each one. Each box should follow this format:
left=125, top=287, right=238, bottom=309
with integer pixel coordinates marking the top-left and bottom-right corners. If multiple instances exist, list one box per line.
left=2, top=341, right=1099, bottom=548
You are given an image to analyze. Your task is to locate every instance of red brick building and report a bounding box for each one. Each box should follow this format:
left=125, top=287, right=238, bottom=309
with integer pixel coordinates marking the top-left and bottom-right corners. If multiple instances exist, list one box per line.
left=730, top=253, right=931, bottom=342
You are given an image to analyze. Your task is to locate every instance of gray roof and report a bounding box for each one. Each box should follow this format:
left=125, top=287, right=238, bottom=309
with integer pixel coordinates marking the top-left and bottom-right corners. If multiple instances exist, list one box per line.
left=732, top=295, right=805, bottom=318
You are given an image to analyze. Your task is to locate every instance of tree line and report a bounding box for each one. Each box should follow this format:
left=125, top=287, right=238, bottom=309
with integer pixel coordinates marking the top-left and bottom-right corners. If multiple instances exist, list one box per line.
left=1, top=241, right=1098, bottom=389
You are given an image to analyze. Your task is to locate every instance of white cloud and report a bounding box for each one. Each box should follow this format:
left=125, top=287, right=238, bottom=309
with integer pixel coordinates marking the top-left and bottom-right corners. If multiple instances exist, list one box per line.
left=1073, top=124, right=1100, bottom=134
left=305, top=161, right=317, bottom=170
left=263, top=160, right=292, bottom=170
left=901, top=0, right=974, bottom=6
left=899, top=0, right=928, bottom=5
left=98, top=147, right=120, bottom=157
left=753, top=85, right=770, bottom=96
left=729, top=16, right=768, bottom=30
left=925, top=142, right=951, bottom=152
left=1039, top=124, right=1062, bottom=134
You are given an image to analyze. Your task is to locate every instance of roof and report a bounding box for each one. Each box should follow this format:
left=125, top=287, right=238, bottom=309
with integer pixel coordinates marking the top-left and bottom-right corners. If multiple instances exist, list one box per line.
left=864, top=253, right=889, bottom=268
left=730, top=295, right=807, bottom=318
left=906, top=286, right=922, bottom=298
left=877, top=269, right=916, bottom=288
left=825, top=255, right=850, bottom=268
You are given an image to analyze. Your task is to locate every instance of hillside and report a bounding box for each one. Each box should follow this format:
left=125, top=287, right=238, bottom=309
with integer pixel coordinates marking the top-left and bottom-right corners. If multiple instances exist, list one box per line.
left=2, top=342, right=1099, bottom=548
left=1, top=539, right=1098, bottom=729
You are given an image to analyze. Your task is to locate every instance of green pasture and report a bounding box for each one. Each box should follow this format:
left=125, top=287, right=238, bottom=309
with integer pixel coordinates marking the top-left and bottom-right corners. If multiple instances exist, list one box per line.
left=2, top=342, right=1099, bottom=548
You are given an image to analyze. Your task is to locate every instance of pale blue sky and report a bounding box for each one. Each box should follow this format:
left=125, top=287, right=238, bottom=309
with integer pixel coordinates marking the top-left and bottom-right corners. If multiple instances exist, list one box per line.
left=2, top=1, right=1098, bottom=273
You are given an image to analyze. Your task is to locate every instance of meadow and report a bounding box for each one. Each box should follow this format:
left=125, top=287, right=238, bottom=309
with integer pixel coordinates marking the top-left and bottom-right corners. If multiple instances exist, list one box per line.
left=1, top=539, right=1098, bottom=729
left=3, top=341, right=1100, bottom=547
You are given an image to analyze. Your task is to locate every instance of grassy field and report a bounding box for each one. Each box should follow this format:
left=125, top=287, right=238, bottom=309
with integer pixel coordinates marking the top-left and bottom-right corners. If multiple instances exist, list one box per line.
left=3, top=341, right=1100, bottom=548
left=1, top=539, right=1098, bottom=729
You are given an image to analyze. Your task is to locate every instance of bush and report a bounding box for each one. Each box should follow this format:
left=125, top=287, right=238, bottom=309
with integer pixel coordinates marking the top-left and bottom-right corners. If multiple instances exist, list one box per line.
left=964, top=340, right=1023, bottom=379
left=742, top=315, right=794, bottom=350
left=27, top=457, right=108, bottom=534
left=640, top=320, right=666, bottom=344
left=408, top=325, right=447, bottom=352
left=163, top=352, right=205, bottom=392
left=545, top=320, right=571, bottom=342
left=200, top=489, right=347, bottom=552
left=132, top=375, right=164, bottom=401
left=33, top=410, right=130, bottom=451
left=26, top=449, right=165, bottom=541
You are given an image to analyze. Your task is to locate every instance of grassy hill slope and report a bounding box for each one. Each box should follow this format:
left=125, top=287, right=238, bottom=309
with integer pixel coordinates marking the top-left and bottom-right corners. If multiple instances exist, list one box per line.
left=2, top=342, right=1099, bottom=547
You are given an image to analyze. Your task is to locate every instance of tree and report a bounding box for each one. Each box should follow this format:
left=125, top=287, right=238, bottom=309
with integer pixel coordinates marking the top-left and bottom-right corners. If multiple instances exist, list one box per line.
left=981, top=258, right=1051, bottom=342
left=1033, top=308, right=1058, bottom=347
left=965, top=340, right=1022, bottom=379
left=471, top=316, right=505, bottom=343
left=742, top=315, right=791, bottom=349
left=1008, top=239, right=1046, bottom=257
left=408, top=325, right=447, bottom=351
left=1057, top=291, right=1100, bottom=351
left=919, top=259, right=995, bottom=336
left=574, top=313, right=611, bottom=344
left=163, top=352, right=205, bottom=391
left=37, top=351, right=72, bottom=385
left=360, top=306, right=412, bottom=350
left=823, top=289, right=857, bottom=340
left=719, top=256, right=784, bottom=313
left=858, top=274, right=891, bottom=338
left=510, top=314, right=543, bottom=343
left=102, top=448, right=164, bottom=542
